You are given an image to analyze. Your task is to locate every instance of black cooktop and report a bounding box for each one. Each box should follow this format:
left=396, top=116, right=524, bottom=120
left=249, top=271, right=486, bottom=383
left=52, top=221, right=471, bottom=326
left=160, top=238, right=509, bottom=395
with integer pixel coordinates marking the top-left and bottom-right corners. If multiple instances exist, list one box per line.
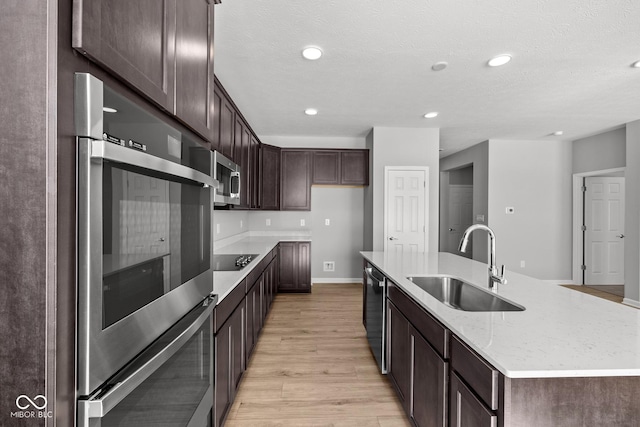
left=213, top=254, right=258, bottom=271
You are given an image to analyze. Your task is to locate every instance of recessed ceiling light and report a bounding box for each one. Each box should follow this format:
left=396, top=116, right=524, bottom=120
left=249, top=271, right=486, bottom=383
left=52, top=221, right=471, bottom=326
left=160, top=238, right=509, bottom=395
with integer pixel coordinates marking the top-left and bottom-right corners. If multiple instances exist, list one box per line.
left=552, top=131, right=564, bottom=136
left=487, top=54, right=512, bottom=67
left=431, top=61, right=448, bottom=71
left=302, top=46, right=323, bottom=60
left=424, top=112, right=439, bottom=119
left=632, top=60, right=640, bottom=68
left=103, top=107, right=117, bottom=113
left=304, top=108, right=318, bottom=116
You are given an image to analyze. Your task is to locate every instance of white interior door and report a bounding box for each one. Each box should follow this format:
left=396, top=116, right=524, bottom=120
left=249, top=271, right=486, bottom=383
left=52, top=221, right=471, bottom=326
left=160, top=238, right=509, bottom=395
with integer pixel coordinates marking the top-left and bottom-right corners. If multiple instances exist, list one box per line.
left=384, top=168, right=428, bottom=254
left=445, top=185, right=473, bottom=257
left=584, top=177, right=625, bottom=285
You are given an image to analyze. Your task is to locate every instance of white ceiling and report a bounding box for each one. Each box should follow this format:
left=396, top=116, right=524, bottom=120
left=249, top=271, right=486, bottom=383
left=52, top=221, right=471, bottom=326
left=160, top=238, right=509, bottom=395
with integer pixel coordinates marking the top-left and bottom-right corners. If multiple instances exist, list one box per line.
left=213, top=0, right=640, bottom=156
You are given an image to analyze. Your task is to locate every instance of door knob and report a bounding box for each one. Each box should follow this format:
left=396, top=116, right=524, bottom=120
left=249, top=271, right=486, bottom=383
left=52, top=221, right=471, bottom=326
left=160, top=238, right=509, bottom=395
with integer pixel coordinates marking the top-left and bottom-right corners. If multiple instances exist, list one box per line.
left=389, top=237, right=399, bottom=241
left=616, top=234, right=625, bottom=238
left=448, top=228, right=456, bottom=232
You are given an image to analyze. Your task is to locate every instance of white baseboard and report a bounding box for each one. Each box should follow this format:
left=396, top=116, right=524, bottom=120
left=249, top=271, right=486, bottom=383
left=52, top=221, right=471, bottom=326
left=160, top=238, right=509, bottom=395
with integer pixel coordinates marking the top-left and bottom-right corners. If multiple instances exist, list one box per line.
left=623, top=298, right=640, bottom=309
left=312, top=278, right=363, bottom=284
left=545, top=280, right=576, bottom=285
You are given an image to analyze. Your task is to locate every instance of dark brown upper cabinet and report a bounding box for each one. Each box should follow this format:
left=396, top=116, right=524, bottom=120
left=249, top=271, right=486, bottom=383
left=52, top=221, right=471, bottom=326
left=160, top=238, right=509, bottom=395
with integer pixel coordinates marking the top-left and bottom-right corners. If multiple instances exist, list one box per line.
left=175, top=0, right=215, bottom=142
left=280, top=150, right=312, bottom=211
left=340, top=150, right=369, bottom=185
left=73, top=0, right=218, bottom=143
left=250, top=135, right=261, bottom=209
left=218, top=88, right=235, bottom=161
left=73, top=0, right=176, bottom=111
left=312, top=151, right=341, bottom=184
left=234, top=117, right=251, bottom=209
left=260, top=144, right=281, bottom=210
left=311, top=149, right=369, bottom=186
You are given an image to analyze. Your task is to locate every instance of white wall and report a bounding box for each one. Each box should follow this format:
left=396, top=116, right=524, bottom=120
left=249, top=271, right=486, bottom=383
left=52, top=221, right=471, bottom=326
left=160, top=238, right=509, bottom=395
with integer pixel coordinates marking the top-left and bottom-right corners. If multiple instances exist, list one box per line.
left=625, top=121, right=640, bottom=304
left=487, top=140, right=573, bottom=281
left=368, top=127, right=440, bottom=252
left=573, top=127, right=626, bottom=174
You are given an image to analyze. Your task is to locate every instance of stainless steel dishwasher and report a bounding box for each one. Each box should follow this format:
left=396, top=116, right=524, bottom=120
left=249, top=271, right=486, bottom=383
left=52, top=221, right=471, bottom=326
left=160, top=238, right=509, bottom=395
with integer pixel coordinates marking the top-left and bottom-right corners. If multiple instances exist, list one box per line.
left=364, top=263, right=387, bottom=373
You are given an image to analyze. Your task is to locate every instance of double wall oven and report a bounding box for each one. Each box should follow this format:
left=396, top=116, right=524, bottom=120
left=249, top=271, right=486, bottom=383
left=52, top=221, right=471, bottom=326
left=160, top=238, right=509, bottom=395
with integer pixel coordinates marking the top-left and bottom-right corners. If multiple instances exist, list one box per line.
left=75, top=73, right=217, bottom=426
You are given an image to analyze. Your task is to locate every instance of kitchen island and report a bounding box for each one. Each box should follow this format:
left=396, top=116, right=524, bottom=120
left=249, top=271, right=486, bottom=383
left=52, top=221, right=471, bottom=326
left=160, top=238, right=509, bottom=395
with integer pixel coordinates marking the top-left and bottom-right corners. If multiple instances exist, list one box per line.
left=361, top=251, right=640, bottom=427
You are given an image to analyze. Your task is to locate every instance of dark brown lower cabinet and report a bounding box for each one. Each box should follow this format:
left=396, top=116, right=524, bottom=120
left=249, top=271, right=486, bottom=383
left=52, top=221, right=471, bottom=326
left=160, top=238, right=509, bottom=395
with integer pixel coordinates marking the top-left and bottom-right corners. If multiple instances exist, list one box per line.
left=410, top=325, right=448, bottom=427
left=230, top=303, right=245, bottom=398
left=245, top=280, right=257, bottom=359
left=449, top=372, right=497, bottom=427
left=214, top=317, right=230, bottom=427
left=278, top=242, right=311, bottom=293
left=388, top=301, right=410, bottom=404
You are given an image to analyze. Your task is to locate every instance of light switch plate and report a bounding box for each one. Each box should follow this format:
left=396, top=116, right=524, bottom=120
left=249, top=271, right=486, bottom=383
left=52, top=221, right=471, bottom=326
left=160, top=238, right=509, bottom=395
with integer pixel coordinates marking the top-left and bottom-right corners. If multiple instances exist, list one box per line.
left=325, top=219, right=330, bottom=226
left=300, top=219, right=306, bottom=226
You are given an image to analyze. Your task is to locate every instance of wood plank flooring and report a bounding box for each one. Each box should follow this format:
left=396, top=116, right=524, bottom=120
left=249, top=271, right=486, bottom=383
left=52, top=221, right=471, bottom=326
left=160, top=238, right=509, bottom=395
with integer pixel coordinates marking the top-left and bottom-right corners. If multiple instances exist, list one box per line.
left=561, top=284, right=625, bottom=304
left=225, top=283, right=410, bottom=427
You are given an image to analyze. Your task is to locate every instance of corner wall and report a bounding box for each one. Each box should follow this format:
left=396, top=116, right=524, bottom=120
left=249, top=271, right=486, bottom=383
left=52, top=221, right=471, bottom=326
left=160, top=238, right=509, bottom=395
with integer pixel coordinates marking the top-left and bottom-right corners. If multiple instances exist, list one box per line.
left=625, top=121, right=640, bottom=304
left=488, top=140, right=573, bottom=281
left=368, top=127, right=440, bottom=252
left=440, top=141, right=490, bottom=262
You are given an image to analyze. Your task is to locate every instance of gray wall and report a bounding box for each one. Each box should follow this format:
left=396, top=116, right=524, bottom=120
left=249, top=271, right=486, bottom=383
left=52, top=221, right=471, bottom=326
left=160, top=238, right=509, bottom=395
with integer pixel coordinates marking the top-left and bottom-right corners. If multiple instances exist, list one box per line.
left=450, top=166, right=474, bottom=185
left=488, top=140, right=573, bottom=280
left=309, top=187, right=365, bottom=280
left=440, top=142, right=489, bottom=262
left=625, top=121, right=640, bottom=303
left=368, top=127, right=440, bottom=252
left=573, top=127, right=626, bottom=174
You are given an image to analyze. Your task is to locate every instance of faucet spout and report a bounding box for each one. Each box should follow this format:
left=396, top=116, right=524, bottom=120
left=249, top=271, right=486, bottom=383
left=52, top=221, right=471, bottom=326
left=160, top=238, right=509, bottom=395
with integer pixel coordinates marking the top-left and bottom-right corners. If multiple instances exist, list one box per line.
left=458, top=224, right=505, bottom=289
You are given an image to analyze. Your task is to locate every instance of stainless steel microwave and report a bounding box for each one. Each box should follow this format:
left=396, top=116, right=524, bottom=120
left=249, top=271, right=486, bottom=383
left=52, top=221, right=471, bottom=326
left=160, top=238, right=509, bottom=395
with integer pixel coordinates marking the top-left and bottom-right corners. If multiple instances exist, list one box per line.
left=213, top=150, right=241, bottom=206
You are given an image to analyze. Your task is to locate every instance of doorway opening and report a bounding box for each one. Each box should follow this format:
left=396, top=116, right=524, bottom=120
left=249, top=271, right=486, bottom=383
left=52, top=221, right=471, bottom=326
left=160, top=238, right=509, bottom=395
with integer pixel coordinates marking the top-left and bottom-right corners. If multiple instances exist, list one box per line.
left=572, top=168, right=625, bottom=292
left=439, top=164, right=474, bottom=259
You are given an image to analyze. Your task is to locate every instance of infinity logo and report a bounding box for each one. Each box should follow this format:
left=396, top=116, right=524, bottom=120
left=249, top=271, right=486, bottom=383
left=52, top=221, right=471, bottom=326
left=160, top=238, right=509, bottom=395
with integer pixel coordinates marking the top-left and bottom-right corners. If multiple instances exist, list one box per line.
left=15, top=395, right=47, bottom=410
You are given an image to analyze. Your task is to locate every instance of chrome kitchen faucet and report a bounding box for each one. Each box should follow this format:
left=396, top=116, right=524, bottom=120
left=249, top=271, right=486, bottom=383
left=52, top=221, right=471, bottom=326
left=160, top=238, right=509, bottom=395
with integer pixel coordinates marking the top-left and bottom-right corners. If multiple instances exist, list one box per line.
left=458, top=224, right=507, bottom=290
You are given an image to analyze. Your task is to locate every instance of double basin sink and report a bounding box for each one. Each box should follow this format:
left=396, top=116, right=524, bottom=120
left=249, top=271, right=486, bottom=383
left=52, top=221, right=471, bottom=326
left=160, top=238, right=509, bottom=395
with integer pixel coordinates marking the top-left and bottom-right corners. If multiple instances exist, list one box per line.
left=406, top=275, right=525, bottom=312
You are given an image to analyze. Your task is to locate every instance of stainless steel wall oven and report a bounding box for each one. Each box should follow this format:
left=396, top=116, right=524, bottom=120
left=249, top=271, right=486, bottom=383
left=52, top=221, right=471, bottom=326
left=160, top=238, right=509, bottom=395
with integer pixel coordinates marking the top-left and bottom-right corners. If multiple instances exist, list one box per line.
left=75, top=73, right=217, bottom=425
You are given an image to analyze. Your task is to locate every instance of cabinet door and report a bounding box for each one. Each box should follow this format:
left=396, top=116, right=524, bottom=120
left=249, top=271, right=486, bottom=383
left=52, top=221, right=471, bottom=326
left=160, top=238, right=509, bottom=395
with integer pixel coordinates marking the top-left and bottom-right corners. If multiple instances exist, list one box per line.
left=218, top=92, right=235, bottom=160
left=250, top=136, right=261, bottom=209
left=280, top=150, right=312, bottom=210
left=312, top=151, right=340, bottom=185
left=278, top=242, right=297, bottom=292
left=341, top=150, right=369, bottom=185
left=230, top=303, right=245, bottom=397
left=387, top=301, right=410, bottom=406
left=233, top=118, right=251, bottom=209
left=260, top=144, right=280, bottom=210
left=297, top=242, right=311, bottom=292
left=211, top=90, right=222, bottom=152
left=410, top=326, right=448, bottom=427
left=246, top=284, right=256, bottom=360
left=450, top=372, right=497, bottom=427
left=175, top=0, right=214, bottom=142
left=73, top=0, right=176, bottom=110
left=214, top=318, right=231, bottom=427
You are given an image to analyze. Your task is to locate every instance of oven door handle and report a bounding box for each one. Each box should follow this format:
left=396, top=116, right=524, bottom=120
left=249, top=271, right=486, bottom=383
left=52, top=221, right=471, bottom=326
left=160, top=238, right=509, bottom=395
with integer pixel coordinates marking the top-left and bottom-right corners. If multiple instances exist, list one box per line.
left=78, top=296, right=216, bottom=420
left=89, top=139, right=218, bottom=188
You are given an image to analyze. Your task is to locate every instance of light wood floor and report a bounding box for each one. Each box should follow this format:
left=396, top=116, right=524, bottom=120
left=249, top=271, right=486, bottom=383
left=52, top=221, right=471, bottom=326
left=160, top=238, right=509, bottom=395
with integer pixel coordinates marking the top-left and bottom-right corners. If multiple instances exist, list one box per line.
left=561, top=284, right=625, bottom=304
left=225, top=283, right=411, bottom=427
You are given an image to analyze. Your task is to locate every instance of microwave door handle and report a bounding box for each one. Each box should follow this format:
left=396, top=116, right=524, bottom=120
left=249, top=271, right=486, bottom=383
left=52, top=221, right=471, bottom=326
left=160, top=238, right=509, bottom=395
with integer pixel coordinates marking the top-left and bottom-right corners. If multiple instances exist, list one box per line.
left=230, top=171, right=241, bottom=198
left=77, top=300, right=215, bottom=422
left=88, top=139, right=217, bottom=188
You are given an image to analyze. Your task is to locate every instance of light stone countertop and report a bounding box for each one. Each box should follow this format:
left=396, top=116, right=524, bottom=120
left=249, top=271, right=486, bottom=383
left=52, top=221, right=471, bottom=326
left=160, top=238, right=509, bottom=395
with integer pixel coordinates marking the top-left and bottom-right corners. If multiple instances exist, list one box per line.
left=213, top=232, right=312, bottom=302
left=361, top=251, right=640, bottom=379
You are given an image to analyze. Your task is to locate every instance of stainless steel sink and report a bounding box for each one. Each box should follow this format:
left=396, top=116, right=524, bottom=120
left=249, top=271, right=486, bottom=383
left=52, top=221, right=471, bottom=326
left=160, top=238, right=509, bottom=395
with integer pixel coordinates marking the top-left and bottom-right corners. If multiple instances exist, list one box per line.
left=406, top=275, right=525, bottom=312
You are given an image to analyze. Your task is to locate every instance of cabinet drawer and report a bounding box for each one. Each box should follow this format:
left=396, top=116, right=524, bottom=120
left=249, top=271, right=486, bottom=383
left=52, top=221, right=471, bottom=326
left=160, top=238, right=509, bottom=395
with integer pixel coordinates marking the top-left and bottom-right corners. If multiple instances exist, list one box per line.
left=450, top=335, right=499, bottom=411
left=450, top=372, right=497, bottom=427
left=214, top=278, right=246, bottom=333
left=388, top=284, right=449, bottom=359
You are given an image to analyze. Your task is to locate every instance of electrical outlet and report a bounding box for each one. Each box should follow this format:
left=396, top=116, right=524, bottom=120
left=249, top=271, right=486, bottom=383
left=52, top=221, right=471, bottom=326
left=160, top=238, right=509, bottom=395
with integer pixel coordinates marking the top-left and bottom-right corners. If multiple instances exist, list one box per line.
left=323, top=261, right=335, bottom=272
left=266, top=218, right=271, bottom=226
left=216, top=223, right=220, bottom=234
left=520, top=260, right=525, bottom=268
left=300, top=219, right=305, bottom=227
left=240, top=220, right=243, bottom=228
left=325, top=218, right=330, bottom=226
